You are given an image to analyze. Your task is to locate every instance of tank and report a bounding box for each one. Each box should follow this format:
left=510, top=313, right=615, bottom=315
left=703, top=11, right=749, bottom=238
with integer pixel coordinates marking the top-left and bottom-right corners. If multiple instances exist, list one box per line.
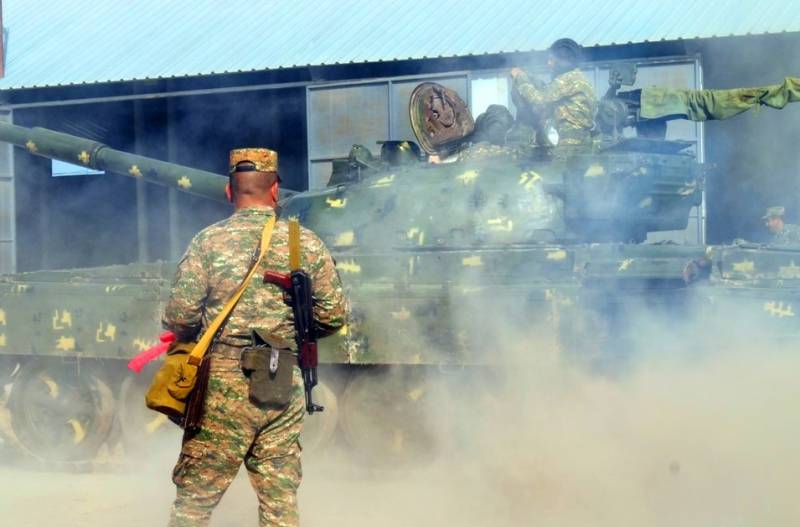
left=0, top=71, right=799, bottom=469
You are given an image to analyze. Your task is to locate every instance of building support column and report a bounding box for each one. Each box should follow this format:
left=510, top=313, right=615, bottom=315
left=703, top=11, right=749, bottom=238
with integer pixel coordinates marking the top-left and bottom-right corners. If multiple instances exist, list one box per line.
left=133, top=99, right=149, bottom=263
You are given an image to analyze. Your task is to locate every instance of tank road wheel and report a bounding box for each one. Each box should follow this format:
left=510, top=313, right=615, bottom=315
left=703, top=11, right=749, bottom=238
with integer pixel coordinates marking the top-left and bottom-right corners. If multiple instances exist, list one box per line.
left=8, top=361, right=115, bottom=466
left=117, top=373, right=182, bottom=454
left=340, top=366, right=443, bottom=467
left=0, top=360, right=21, bottom=461
left=300, top=379, right=339, bottom=454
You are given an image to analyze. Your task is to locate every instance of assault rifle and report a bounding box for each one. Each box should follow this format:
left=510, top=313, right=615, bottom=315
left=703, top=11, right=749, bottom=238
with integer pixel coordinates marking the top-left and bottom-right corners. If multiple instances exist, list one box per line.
left=262, top=219, right=323, bottom=414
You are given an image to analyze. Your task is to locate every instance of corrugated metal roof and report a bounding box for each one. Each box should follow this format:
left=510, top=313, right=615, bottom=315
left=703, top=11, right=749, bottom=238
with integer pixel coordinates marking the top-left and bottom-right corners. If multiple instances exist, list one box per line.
left=1, top=0, right=798, bottom=90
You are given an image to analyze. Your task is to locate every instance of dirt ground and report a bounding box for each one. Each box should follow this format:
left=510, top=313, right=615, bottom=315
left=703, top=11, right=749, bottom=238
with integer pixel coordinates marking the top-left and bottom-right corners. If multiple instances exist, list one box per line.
left=3, top=349, right=800, bottom=526
left=0, top=448, right=499, bottom=527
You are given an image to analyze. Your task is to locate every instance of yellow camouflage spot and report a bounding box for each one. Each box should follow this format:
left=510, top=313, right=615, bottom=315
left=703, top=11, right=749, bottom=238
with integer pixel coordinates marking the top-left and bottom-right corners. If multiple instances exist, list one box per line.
left=335, top=231, right=355, bottom=246
left=0, top=308, right=6, bottom=326
left=133, top=338, right=155, bottom=352
left=25, top=140, right=38, bottom=153
left=0, top=334, right=5, bottom=347
left=618, top=259, right=634, bottom=271
left=77, top=151, right=90, bottom=165
left=487, top=217, right=514, bottom=232
left=337, top=260, right=361, bottom=273
left=406, top=228, right=424, bottom=245
left=585, top=165, right=605, bottom=178
left=462, top=255, right=483, bottom=267
left=546, top=250, right=567, bottom=261
left=779, top=261, right=800, bottom=279
left=518, top=171, right=541, bottom=190
left=177, top=176, right=192, bottom=189
left=732, top=260, right=755, bottom=273
left=68, top=419, right=87, bottom=444
left=457, top=170, right=479, bottom=185
left=128, top=165, right=143, bottom=177
left=326, top=197, right=347, bottom=208
left=95, top=322, right=117, bottom=343
left=391, top=307, right=411, bottom=321
left=52, top=310, right=73, bottom=330
left=337, top=324, right=349, bottom=336
left=764, top=301, right=794, bottom=318
left=41, top=375, right=59, bottom=398
left=56, top=336, right=76, bottom=351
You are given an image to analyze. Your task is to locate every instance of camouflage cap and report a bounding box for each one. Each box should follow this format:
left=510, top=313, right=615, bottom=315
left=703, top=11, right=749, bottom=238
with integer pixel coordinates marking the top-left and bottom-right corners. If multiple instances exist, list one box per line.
left=229, top=148, right=278, bottom=174
left=762, top=206, right=785, bottom=220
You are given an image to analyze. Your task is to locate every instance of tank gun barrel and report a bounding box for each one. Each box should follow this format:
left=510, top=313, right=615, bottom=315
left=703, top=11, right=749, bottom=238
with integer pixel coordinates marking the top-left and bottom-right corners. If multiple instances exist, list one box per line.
left=0, top=122, right=228, bottom=202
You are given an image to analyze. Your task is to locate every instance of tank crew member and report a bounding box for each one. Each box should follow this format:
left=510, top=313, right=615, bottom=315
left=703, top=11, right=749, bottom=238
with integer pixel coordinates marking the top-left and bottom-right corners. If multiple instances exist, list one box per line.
left=163, top=148, right=347, bottom=527
left=457, top=104, right=520, bottom=162
left=510, top=38, right=596, bottom=146
left=763, top=206, right=800, bottom=244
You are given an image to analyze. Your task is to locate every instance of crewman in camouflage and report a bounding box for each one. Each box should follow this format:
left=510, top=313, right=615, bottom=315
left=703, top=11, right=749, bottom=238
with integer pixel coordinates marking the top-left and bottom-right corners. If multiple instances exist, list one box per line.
left=510, top=38, right=596, bottom=146
left=763, top=206, right=800, bottom=244
left=163, top=147, right=347, bottom=527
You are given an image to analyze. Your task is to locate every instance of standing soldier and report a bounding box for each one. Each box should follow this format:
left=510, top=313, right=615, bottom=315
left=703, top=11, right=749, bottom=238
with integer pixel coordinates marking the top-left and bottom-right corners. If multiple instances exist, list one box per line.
left=510, top=38, right=596, bottom=146
left=763, top=206, right=800, bottom=244
left=162, top=148, right=347, bottom=527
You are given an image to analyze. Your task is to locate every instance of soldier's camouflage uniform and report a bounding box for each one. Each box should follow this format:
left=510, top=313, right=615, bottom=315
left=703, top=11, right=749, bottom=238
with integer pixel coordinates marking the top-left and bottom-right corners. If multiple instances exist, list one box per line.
left=512, top=69, right=596, bottom=145
left=772, top=223, right=800, bottom=245
left=163, top=206, right=346, bottom=527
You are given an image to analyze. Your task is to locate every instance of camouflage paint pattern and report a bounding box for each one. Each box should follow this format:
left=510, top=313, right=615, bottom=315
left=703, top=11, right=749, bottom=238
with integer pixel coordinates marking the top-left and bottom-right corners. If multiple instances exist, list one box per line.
left=168, top=352, right=305, bottom=527
left=512, top=69, right=596, bottom=145
left=163, top=206, right=346, bottom=345
left=773, top=224, right=800, bottom=245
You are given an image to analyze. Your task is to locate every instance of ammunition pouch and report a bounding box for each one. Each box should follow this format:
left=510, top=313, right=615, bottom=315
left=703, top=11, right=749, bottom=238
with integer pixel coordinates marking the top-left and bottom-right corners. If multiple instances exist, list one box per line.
left=240, top=331, right=295, bottom=409
left=144, top=341, right=199, bottom=418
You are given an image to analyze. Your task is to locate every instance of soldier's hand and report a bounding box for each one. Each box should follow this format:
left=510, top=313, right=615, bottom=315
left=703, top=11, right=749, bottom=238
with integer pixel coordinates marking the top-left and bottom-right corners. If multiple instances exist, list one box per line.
left=608, top=69, right=623, bottom=88
left=510, top=67, right=524, bottom=79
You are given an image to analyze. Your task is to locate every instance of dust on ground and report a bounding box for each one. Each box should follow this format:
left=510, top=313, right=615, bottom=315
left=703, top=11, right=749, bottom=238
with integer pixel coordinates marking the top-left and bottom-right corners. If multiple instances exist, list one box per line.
left=1, top=345, right=799, bottom=527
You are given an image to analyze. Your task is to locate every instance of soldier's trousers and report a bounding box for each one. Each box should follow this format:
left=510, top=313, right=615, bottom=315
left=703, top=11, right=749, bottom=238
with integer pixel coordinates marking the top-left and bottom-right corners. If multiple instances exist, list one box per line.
left=167, top=351, right=305, bottom=527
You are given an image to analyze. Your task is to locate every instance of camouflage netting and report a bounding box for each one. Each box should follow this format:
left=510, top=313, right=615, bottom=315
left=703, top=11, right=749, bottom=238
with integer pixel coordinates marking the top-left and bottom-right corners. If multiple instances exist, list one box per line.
left=641, top=76, right=800, bottom=121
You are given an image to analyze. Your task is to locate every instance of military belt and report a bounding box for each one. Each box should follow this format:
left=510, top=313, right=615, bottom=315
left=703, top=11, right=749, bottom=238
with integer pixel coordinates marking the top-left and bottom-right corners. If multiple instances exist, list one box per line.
left=210, top=342, right=251, bottom=360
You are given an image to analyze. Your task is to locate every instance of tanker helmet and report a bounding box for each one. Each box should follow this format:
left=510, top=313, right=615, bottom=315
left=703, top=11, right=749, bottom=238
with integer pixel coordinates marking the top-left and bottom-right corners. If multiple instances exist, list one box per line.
left=379, top=140, right=423, bottom=166
left=549, top=38, right=582, bottom=73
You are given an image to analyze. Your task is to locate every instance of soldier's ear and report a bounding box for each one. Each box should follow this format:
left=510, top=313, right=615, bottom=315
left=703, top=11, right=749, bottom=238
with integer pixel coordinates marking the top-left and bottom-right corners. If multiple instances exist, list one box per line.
left=225, top=182, right=233, bottom=203
left=270, top=181, right=279, bottom=203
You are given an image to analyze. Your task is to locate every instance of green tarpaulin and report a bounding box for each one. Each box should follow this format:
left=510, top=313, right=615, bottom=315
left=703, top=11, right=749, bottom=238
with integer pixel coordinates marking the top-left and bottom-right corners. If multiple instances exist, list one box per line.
left=641, top=76, right=800, bottom=121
